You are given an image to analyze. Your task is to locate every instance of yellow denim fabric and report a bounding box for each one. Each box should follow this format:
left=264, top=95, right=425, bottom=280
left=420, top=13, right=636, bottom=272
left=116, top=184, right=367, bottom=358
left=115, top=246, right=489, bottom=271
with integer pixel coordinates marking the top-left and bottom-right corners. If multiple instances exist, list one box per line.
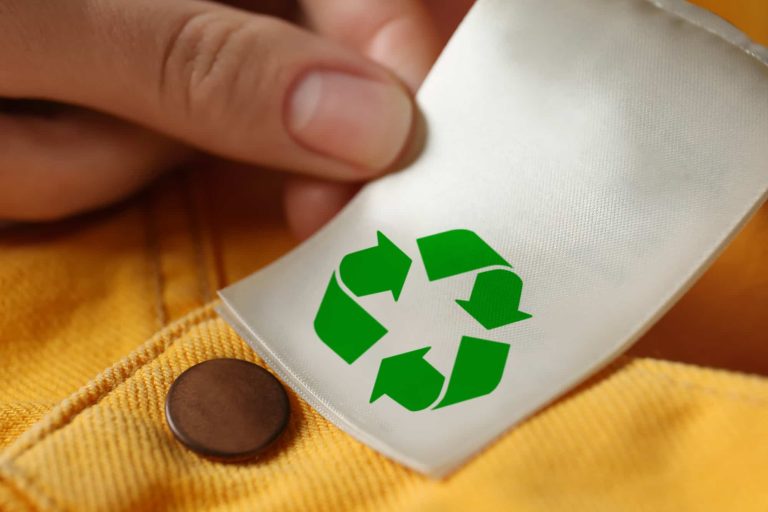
left=1, top=2, right=767, bottom=508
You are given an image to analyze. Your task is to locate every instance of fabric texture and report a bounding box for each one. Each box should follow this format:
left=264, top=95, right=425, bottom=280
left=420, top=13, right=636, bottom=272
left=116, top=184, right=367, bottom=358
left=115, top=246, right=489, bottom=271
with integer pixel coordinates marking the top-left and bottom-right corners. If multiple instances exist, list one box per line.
left=219, top=0, right=768, bottom=476
left=0, top=0, right=767, bottom=509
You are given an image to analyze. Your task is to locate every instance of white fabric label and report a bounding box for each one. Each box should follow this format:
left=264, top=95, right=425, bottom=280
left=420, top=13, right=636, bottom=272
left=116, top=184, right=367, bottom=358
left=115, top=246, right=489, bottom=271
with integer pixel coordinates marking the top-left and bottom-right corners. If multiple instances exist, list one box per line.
left=219, top=0, right=768, bottom=476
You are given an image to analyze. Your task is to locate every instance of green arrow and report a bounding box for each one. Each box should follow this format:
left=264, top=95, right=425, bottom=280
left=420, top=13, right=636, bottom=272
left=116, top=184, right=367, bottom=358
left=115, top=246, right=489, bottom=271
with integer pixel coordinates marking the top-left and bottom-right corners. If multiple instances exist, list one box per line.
left=435, top=336, right=510, bottom=409
left=339, top=231, right=412, bottom=301
left=370, top=347, right=445, bottom=411
left=417, top=229, right=510, bottom=281
left=314, top=273, right=387, bottom=364
left=456, top=269, right=532, bottom=329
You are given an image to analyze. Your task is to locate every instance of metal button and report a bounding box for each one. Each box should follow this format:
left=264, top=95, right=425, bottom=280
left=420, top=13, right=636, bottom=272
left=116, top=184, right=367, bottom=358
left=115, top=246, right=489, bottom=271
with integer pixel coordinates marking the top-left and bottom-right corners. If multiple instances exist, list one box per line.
left=165, top=358, right=289, bottom=461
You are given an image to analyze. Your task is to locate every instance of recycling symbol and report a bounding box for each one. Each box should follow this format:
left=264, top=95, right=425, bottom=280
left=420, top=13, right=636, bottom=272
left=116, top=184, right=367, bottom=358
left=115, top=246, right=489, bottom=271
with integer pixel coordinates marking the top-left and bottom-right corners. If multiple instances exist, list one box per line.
left=313, top=229, right=532, bottom=411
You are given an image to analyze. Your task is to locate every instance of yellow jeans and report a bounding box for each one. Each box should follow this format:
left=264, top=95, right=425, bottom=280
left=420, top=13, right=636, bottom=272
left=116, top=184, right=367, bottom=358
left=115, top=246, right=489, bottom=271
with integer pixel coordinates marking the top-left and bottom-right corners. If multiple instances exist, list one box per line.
left=1, top=3, right=767, bottom=509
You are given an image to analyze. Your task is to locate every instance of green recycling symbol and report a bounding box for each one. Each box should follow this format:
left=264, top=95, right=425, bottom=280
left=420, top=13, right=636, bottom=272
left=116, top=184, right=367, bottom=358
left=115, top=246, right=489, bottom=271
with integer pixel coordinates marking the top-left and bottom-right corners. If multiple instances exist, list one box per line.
left=313, top=229, right=532, bottom=411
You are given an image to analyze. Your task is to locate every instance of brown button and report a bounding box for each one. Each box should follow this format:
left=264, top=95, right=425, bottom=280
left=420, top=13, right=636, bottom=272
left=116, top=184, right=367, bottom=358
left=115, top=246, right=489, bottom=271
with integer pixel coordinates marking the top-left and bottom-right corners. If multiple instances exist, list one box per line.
left=165, top=358, right=289, bottom=461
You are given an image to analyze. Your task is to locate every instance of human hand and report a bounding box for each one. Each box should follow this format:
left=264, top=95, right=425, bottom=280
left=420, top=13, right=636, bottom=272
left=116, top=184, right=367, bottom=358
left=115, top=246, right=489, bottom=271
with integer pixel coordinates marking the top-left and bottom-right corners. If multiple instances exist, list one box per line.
left=0, top=0, right=473, bottom=237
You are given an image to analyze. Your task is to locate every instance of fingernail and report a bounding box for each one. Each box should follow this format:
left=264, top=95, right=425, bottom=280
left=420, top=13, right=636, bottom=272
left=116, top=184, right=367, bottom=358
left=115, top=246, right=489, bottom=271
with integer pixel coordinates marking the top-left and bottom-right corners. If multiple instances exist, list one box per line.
left=288, top=70, right=413, bottom=173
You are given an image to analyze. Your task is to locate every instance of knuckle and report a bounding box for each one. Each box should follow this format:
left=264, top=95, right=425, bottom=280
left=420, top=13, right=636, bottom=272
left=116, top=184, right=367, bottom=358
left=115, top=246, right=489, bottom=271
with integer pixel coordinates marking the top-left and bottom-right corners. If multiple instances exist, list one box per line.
left=158, top=11, right=273, bottom=125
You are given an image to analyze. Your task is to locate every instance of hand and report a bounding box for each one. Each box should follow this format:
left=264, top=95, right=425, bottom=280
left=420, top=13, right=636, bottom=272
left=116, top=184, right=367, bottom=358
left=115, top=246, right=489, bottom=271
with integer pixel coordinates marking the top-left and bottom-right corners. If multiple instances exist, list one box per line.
left=0, top=0, right=473, bottom=238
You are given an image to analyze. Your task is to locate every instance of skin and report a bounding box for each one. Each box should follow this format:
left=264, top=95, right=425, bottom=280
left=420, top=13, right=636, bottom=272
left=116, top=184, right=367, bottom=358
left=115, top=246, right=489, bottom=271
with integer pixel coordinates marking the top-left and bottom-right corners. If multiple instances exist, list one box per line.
left=0, top=0, right=474, bottom=238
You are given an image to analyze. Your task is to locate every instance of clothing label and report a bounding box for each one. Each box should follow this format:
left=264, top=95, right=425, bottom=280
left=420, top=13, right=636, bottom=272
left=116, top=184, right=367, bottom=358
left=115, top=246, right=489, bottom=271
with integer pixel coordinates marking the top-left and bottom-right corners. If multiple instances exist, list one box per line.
left=219, top=0, right=768, bottom=476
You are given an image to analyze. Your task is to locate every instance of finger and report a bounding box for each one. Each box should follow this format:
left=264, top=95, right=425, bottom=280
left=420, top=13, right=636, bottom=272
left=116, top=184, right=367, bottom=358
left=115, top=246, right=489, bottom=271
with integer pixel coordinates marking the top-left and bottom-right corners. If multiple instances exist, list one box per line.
left=220, top=0, right=298, bottom=20
left=287, top=0, right=440, bottom=238
left=0, top=0, right=414, bottom=181
left=0, top=103, right=188, bottom=220
left=283, top=176, right=359, bottom=240
left=423, top=0, right=476, bottom=43
left=300, top=0, right=442, bottom=91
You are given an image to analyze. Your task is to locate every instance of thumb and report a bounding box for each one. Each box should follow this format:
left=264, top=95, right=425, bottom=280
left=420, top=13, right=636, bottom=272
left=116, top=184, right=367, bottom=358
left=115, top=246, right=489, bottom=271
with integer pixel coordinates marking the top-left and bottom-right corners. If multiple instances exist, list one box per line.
left=1, top=0, right=415, bottom=180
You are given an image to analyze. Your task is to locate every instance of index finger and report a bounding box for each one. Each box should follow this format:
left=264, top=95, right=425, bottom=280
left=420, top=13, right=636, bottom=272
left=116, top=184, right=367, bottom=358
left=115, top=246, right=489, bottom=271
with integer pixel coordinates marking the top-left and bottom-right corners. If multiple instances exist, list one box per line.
left=299, top=0, right=442, bottom=91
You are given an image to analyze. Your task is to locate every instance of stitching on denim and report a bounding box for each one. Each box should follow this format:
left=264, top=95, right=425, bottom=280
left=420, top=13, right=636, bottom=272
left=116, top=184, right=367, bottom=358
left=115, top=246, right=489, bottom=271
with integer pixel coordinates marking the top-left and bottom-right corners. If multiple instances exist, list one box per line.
left=183, top=171, right=214, bottom=304
left=1, top=306, right=216, bottom=461
left=2, top=323, right=767, bottom=510
left=0, top=460, right=61, bottom=512
left=0, top=306, right=217, bottom=511
left=143, top=192, right=168, bottom=329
